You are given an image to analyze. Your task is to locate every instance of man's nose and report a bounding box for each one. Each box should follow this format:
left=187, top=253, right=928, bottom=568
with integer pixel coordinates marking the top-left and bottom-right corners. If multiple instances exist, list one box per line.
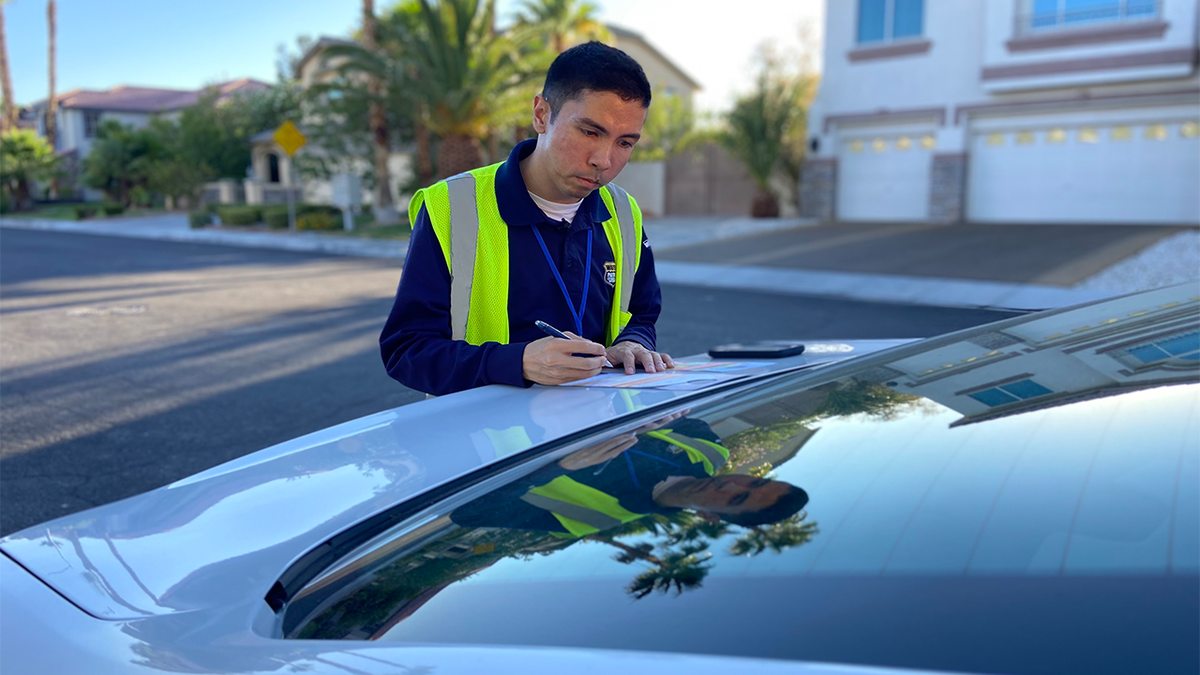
left=589, top=146, right=612, bottom=171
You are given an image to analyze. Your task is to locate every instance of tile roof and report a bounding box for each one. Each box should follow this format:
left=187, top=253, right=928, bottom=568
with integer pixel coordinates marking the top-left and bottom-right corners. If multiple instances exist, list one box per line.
left=33, top=78, right=271, bottom=113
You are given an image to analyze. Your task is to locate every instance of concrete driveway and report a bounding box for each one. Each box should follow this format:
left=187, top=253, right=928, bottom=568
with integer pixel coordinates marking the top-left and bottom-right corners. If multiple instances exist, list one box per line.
left=656, top=222, right=1193, bottom=287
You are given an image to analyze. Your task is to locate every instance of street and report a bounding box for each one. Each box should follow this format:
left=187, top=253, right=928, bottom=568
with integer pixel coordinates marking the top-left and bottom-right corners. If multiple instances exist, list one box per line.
left=0, top=228, right=1016, bottom=535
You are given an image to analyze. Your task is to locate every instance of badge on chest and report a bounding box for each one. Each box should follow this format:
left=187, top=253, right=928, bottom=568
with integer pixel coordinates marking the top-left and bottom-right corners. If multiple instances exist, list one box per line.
left=604, top=261, right=617, bottom=287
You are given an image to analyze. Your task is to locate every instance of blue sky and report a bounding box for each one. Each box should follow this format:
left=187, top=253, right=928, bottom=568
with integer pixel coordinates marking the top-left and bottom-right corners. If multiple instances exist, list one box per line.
left=6, top=0, right=822, bottom=112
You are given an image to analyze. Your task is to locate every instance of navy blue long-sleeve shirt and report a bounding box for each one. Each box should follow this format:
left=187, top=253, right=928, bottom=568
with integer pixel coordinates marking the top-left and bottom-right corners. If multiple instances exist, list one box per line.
left=380, top=140, right=662, bottom=396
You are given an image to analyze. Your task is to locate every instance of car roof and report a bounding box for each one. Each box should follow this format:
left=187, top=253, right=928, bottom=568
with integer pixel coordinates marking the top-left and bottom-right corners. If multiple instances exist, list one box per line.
left=0, top=340, right=910, bottom=619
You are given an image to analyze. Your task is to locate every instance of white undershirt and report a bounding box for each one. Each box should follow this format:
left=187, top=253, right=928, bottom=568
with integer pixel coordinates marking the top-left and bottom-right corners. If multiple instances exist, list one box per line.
left=528, top=190, right=583, bottom=224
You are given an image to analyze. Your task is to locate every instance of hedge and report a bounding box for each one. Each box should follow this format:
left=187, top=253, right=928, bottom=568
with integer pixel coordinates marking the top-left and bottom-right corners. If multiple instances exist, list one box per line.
left=262, top=206, right=290, bottom=229
left=100, top=202, right=125, bottom=216
left=73, top=205, right=96, bottom=219
left=188, top=211, right=211, bottom=228
left=296, top=211, right=341, bottom=231
left=216, top=206, right=261, bottom=226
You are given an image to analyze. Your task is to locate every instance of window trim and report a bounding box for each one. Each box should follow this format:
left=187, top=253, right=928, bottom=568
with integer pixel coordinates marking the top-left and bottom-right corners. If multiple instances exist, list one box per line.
left=855, top=0, right=926, bottom=46
left=1015, top=0, right=1162, bottom=37
left=83, top=109, right=102, bottom=139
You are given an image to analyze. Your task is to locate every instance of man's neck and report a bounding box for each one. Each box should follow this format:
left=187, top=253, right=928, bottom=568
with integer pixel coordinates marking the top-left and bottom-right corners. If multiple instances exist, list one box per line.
left=519, top=144, right=576, bottom=205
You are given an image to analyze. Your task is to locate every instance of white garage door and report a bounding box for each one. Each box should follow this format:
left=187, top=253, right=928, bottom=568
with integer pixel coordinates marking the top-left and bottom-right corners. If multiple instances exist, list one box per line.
left=968, top=118, right=1200, bottom=224
left=837, top=134, right=934, bottom=222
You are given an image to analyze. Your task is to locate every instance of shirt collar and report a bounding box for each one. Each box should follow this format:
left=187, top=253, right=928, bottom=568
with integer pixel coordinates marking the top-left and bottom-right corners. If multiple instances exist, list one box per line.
left=494, top=138, right=612, bottom=227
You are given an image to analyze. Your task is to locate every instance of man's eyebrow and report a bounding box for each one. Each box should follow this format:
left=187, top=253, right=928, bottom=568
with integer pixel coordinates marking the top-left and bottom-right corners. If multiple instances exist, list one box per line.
left=578, top=117, right=641, bottom=141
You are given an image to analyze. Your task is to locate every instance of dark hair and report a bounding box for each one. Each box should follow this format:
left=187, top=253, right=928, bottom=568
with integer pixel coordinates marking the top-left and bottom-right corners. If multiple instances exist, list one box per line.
left=542, top=41, right=651, bottom=120
left=718, top=485, right=810, bottom=528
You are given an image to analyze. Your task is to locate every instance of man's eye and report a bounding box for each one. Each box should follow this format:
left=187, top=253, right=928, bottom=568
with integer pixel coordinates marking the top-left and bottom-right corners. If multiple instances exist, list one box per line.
left=583, top=129, right=598, bottom=137
left=729, top=493, right=749, bottom=506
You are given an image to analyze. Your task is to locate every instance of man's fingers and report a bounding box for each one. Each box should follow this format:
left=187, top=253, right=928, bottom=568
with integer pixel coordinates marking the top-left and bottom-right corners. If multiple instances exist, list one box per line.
left=651, top=351, right=665, bottom=372
left=637, top=350, right=657, bottom=373
left=661, top=352, right=676, bottom=368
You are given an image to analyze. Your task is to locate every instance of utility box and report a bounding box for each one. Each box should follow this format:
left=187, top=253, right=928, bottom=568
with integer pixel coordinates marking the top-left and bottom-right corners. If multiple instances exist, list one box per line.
left=331, top=173, right=363, bottom=209
left=331, top=173, right=363, bottom=231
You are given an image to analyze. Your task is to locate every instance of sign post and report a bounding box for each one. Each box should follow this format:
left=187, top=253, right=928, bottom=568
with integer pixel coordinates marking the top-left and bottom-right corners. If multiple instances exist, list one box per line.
left=272, top=120, right=308, bottom=233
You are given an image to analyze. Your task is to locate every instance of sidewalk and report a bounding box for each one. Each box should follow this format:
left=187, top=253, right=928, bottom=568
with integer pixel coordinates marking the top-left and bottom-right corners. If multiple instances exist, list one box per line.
left=4, top=213, right=1196, bottom=311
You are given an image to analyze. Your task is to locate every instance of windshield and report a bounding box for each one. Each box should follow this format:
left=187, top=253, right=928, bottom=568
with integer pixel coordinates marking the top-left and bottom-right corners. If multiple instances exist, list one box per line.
left=281, top=287, right=1199, bottom=675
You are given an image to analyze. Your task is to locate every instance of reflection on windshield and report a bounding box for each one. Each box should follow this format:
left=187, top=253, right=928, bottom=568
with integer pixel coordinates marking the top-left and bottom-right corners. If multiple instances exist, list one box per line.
left=283, top=286, right=1199, bottom=655
left=284, top=378, right=926, bottom=640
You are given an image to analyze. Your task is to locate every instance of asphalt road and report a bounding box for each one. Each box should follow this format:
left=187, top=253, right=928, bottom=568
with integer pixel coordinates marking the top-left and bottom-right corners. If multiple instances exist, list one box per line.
left=656, top=222, right=1188, bottom=286
left=0, top=228, right=1017, bottom=535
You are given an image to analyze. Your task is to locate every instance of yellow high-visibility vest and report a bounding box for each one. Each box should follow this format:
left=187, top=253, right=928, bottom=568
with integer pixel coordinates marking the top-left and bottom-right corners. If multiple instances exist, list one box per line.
left=521, top=475, right=646, bottom=537
left=645, top=430, right=730, bottom=476
left=409, top=162, right=644, bottom=347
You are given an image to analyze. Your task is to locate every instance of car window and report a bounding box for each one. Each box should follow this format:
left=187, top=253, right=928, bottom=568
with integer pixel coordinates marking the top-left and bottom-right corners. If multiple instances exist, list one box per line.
left=280, top=290, right=1200, bottom=675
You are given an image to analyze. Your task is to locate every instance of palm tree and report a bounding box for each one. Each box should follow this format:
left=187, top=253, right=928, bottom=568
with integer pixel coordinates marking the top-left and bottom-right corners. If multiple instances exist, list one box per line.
left=626, top=541, right=713, bottom=599
left=397, top=0, right=546, bottom=178
left=720, top=51, right=812, bottom=218
left=361, top=0, right=400, bottom=225
left=46, top=0, right=57, bottom=195
left=0, top=1, right=15, bottom=133
left=728, top=514, right=819, bottom=557
left=515, top=0, right=609, bottom=53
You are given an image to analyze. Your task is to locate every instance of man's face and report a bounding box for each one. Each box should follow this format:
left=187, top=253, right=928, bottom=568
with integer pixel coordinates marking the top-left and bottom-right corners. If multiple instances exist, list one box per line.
left=531, top=89, right=648, bottom=202
left=677, top=475, right=793, bottom=516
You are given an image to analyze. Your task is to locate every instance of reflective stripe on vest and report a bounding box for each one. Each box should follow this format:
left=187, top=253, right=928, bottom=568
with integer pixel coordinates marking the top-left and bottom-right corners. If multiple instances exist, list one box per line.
left=410, top=163, right=643, bottom=347
left=521, top=475, right=645, bottom=537
left=645, top=430, right=730, bottom=476
left=482, top=426, right=533, bottom=460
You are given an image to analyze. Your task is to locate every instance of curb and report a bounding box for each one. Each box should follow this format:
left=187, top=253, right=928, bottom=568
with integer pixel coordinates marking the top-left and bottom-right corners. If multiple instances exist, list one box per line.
left=2, top=215, right=1115, bottom=311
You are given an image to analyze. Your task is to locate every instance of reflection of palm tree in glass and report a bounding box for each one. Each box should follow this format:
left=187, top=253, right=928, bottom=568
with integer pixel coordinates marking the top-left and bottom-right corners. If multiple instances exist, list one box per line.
left=626, top=541, right=713, bottom=599
left=729, top=513, right=818, bottom=557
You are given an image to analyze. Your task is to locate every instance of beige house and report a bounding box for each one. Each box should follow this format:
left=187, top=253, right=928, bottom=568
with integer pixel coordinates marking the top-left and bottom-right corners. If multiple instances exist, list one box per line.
left=261, top=25, right=710, bottom=216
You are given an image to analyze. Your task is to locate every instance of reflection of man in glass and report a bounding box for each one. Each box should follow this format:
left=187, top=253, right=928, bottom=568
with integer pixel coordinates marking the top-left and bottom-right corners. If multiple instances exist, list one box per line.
left=451, top=414, right=809, bottom=535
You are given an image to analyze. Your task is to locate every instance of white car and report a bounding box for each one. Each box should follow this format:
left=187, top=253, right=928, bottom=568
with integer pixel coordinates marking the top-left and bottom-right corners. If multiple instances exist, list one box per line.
left=3, top=284, right=1198, bottom=675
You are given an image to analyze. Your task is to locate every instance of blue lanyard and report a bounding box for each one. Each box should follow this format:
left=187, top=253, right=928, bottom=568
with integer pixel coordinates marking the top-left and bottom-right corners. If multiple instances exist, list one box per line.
left=531, top=223, right=592, bottom=335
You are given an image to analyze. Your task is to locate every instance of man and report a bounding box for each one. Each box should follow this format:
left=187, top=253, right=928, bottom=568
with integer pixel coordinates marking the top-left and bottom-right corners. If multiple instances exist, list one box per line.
left=449, top=415, right=810, bottom=536
left=381, top=42, right=674, bottom=396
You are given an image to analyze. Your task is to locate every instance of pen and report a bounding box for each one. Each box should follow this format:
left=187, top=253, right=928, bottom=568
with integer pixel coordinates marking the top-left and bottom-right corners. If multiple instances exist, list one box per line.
left=535, top=320, right=615, bottom=368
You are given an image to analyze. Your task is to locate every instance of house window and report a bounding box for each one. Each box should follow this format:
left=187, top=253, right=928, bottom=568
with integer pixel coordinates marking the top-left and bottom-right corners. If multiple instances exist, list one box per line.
left=1026, top=0, right=1158, bottom=32
left=1125, top=331, right=1200, bottom=363
left=857, top=0, right=924, bottom=44
left=84, top=110, right=102, bottom=138
left=967, top=379, right=1053, bottom=407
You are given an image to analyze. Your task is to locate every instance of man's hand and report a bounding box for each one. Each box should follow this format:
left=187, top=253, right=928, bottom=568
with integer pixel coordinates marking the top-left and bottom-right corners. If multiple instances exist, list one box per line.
left=606, top=340, right=675, bottom=375
left=557, top=433, right=638, bottom=470
left=522, top=333, right=608, bottom=385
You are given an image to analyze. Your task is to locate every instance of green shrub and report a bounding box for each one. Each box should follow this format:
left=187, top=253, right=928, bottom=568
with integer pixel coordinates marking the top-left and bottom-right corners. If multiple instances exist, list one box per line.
left=188, top=210, right=211, bottom=228
left=100, top=202, right=125, bottom=216
left=74, top=205, right=96, bottom=219
left=296, top=211, right=340, bottom=231
left=216, top=206, right=261, bottom=226
left=262, top=205, right=290, bottom=229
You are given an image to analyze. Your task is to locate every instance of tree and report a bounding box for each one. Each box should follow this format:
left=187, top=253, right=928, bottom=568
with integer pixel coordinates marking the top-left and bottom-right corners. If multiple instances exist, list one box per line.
left=729, top=514, right=818, bottom=557
left=625, top=540, right=713, bottom=599
left=630, top=91, right=697, bottom=163
left=46, top=1, right=57, bottom=152
left=0, top=129, right=60, bottom=209
left=719, top=48, right=814, bottom=218
left=81, top=120, right=166, bottom=206
left=389, top=0, right=547, bottom=178
left=361, top=0, right=400, bottom=225
left=0, top=1, right=15, bottom=132
left=515, top=0, right=609, bottom=54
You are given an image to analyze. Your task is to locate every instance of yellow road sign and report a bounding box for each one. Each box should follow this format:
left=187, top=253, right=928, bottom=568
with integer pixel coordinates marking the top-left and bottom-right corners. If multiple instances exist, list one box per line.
left=273, top=120, right=307, bottom=157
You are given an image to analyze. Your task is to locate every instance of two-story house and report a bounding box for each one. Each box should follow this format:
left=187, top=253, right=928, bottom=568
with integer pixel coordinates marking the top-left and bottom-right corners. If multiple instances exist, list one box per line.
left=29, top=78, right=269, bottom=160
left=802, top=0, right=1200, bottom=225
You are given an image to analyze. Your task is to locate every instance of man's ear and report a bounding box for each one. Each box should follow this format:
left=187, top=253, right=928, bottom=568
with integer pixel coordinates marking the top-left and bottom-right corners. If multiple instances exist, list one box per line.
left=532, top=95, right=551, bottom=134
